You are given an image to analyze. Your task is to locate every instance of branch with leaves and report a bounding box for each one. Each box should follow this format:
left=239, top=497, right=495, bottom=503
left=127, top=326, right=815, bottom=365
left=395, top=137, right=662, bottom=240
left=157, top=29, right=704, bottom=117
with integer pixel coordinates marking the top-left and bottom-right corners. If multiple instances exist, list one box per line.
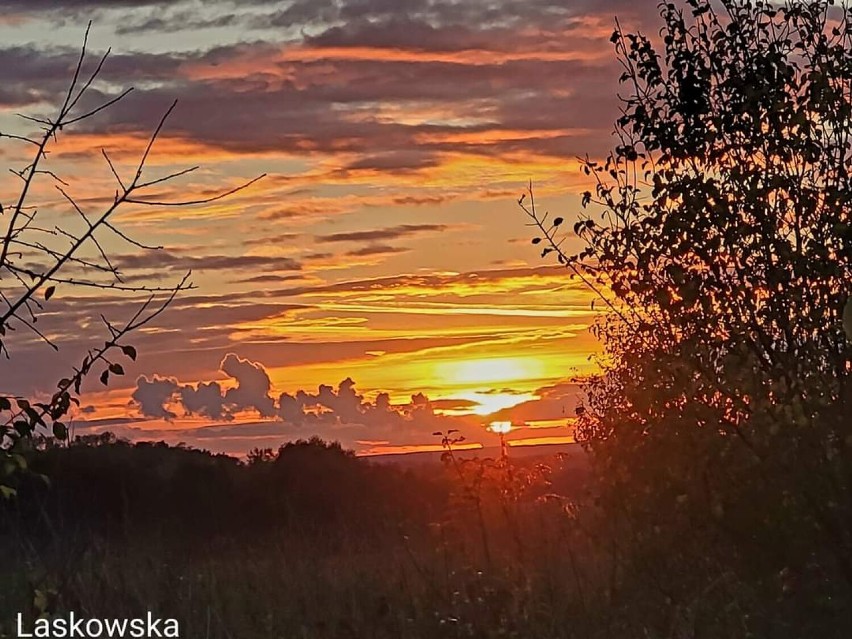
left=523, top=0, right=852, bottom=592
left=0, top=24, right=264, bottom=490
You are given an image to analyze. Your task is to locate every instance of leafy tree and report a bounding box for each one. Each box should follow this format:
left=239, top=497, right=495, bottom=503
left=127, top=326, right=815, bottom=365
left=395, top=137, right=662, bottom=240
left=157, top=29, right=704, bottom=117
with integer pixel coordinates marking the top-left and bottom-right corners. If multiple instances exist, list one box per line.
left=0, top=26, right=262, bottom=496
left=525, top=0, right=852, bottom=632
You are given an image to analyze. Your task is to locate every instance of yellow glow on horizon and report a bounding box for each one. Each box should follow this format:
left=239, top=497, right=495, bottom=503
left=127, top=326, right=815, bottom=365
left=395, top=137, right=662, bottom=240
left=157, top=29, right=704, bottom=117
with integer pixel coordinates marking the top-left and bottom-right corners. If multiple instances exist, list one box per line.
left=489, top=421, right=513, bottom=434
left=508, top=436, right=576, bottom=447
left=357, top=442, right=484, bottom=456
left=470, top=393, right=532, bottom=416
left=437, top=390, right=536, bottom=416
left=435, top=356, right=544, bottom=386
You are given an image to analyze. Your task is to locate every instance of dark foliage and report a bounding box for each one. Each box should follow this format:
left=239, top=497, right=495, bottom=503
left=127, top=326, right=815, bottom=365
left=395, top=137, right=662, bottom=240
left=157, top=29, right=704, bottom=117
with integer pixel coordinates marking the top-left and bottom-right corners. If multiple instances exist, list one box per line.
left=524, top=1, right=852, bottom=636
left=0, top=437, right=594, bottom=638
left=1, top=436, right=446, bottom=547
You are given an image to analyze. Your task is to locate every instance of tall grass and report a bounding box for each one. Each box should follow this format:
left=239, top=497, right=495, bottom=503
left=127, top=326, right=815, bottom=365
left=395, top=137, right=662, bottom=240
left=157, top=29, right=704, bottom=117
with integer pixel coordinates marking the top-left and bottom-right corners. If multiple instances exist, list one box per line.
left=2, top=439, right=850, bottom=638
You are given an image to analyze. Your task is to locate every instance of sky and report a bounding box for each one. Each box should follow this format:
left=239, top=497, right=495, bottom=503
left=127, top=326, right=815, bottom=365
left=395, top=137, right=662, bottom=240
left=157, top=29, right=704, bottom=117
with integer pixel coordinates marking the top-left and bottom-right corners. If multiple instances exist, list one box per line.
left=0, top=0, right=653, bottom=456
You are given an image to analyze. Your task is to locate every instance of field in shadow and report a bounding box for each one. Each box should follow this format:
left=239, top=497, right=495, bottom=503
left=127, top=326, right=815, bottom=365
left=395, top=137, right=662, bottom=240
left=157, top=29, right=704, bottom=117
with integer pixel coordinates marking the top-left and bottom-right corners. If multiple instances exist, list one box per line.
left=3, top=434, right=850, bottom=638
left=1, top=437, right=599, bottom=638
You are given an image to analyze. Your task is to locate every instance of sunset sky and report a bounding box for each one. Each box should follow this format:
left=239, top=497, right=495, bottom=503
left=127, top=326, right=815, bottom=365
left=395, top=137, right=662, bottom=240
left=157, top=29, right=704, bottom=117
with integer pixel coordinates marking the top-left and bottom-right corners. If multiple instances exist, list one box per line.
left=0, top=0, right=653, bottom=456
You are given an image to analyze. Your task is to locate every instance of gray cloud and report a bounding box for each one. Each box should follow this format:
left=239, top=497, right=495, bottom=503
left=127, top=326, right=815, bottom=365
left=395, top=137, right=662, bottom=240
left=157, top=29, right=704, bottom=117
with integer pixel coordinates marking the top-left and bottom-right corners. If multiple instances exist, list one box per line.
left=0, top=0, right=635, bottom=166
left=342, top=151, right=441, bottom=174
left=345, top=244, right=409, bottom=257
left=102, top=370, right=581, bottom=454
left=115, top=11, right=241, bottom=35
left=133, top=352, right=275, bottom=421
left=128, top=354, right=482, bottom=452
left=489, top=380, right=582, bottom=423
left=234, top=273, right=307, bottom=284
left=132, top=376, right=179, bottom=419
left=111, top=251, right=302, bottom=274
left=220, top=353, right=276, bottom=417
left=179, top=381, right=227, bottom=419
left=317, top=223, right=448, bottom=243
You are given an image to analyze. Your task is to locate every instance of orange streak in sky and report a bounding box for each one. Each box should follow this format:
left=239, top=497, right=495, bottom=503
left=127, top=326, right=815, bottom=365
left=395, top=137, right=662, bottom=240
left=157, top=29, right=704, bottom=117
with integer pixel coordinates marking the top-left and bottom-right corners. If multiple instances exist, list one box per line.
left=181, top=46, right=608, bottom=82
left=508, top=436, right=576, bottom=447
left=359, top=442, right=484, bottom=456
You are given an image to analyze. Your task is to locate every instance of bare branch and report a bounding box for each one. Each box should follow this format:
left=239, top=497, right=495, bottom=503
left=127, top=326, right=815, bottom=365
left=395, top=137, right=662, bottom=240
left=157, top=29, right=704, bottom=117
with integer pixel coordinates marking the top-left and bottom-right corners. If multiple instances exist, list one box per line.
left=136, top=165, right=200, bottom=189
left=103, top=221, right=163, bottom=251
left=63, top=88, right=134, bottom=127
left=0, top=133, right=39, bottom=147
left=127, top=174, right=267, bottom=207
left=2, top=272, right=193, bottom=432
left=0, top=22, right=262, bottom=458
left=134, top=100, right=177, bottom=183
left=4, top=264, right=194, bottom=293
left=101, top=149, right=126, bottom=190
left=55, top=186, right=122, bottom=280
left=10, top=312, right=58, bottom=351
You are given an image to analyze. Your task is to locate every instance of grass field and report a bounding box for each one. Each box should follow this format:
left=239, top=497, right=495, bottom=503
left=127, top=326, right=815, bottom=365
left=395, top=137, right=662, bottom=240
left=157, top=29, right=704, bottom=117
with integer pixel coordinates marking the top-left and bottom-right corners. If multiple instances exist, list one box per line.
left=2, top=438, right=850, bottom=638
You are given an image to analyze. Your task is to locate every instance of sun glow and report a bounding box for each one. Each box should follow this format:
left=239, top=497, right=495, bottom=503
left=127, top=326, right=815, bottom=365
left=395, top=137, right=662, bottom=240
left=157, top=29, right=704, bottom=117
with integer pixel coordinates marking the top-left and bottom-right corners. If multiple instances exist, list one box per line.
left=435, top=357, right=545, bottom=386
left=488, top=421, right=513, bottom=434
left=447, top=391, right=537, bottom=416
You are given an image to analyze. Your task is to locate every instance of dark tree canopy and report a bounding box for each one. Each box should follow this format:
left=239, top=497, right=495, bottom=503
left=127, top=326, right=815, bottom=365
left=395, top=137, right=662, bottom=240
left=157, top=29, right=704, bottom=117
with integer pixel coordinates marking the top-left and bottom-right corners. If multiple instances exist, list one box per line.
left=526, top=0, right=852, bottom=633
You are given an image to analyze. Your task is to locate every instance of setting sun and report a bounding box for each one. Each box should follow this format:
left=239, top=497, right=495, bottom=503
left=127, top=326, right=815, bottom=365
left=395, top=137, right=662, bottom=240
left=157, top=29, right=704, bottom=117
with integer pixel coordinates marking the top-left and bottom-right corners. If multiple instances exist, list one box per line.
left=488, top=421, right=513, bottom=434
left=435, top=357, right=545, bottom=386
left=461, top=391, right=537, bottom=416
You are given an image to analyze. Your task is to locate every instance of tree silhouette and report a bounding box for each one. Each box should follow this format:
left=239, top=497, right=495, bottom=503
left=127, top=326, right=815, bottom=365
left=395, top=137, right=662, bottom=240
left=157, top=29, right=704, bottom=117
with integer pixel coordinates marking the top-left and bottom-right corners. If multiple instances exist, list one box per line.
left=525, top=0, right=852, bottom=630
